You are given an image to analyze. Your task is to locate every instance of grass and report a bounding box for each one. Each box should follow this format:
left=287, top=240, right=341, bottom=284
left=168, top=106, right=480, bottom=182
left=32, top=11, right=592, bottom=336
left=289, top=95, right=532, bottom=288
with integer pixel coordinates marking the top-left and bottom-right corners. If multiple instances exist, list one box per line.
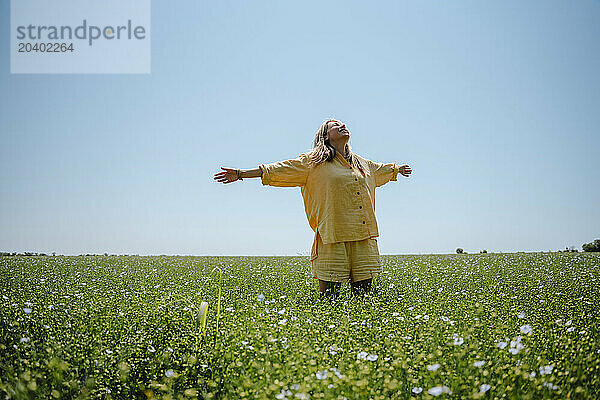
left=1, top=252, right=599, bottom=399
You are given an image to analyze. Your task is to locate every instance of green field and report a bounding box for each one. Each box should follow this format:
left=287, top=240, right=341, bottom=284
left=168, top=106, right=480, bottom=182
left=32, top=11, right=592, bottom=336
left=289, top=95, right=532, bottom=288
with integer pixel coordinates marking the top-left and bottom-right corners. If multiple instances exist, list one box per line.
left=1, top=253, right=599, bottom=399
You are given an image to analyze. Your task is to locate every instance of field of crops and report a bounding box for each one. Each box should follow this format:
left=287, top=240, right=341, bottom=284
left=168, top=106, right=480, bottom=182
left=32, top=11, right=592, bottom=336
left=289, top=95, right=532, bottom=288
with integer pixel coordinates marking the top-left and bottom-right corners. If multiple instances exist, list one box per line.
left=1, top=253, right=599, bottom=399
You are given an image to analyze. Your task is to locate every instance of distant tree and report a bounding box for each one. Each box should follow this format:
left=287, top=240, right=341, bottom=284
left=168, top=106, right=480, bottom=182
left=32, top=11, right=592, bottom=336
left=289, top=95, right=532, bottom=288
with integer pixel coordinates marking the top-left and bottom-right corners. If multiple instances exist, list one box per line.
left=456, top=248, right=464, bottom=254
left=582, top=239, right=600, bottom=252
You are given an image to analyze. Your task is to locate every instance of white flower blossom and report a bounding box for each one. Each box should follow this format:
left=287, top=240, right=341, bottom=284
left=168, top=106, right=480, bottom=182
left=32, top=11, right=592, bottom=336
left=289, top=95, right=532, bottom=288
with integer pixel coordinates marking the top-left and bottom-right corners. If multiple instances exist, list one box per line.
left=452, top=333, right=464, bottom=345
left=508, top=336, right=524, bottom=354
left=276, top=389, right=292, bottom=399
left=428, top=386, right=452, bottom=396
left=539, top=365, right=553, bottom=376
left=427, top=363, right=441, bottom=371
left=315, top=370, right=328, bottom=380
left=520, top=325, right=532, bottom=335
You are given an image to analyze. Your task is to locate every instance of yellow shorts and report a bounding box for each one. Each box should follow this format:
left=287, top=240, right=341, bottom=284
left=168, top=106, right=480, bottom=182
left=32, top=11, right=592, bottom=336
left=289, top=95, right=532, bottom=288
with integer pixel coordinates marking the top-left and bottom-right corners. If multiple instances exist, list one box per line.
left=310, top=232, right=382, bottom=283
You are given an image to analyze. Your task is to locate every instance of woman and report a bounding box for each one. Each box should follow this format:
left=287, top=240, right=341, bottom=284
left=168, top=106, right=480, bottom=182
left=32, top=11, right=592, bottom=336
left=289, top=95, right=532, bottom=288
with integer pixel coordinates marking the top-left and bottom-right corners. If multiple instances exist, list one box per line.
left=213, top=119, right=412, bottom=297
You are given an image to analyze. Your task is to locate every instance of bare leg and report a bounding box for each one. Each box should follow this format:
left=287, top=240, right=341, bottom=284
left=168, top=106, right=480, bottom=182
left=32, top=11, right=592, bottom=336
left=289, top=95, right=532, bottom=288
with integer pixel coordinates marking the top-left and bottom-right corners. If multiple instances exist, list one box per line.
left=351, top=278, right=372, bottom=296
left=319, top=280, right=341, bottom=298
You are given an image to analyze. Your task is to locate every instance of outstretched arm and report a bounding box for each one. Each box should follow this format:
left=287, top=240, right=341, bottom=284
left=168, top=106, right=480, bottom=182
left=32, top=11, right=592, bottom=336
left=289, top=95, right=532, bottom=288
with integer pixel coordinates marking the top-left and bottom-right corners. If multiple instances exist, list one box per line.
left=215, top=153, right=311, bottom=186
left=369, top=160, right=413, bottom=187
left=213, top=167, right=261, bottom=184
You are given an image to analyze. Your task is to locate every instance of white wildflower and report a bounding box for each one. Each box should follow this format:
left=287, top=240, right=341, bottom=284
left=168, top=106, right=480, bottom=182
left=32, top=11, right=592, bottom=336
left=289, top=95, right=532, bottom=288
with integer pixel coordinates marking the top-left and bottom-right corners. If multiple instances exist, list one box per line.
left=508, top=336, right=524, bottom=355
left=452, top=333, right=464, bottom=345
left=276, top=389, right=292, bottom=399
left=428, top=386, right=452, bottom=396
left=520, top=325, right=532, bottom=335
left=315, top=370, right=328, bottom=380
left=539, top=365, right=553, bottom=376
left=427, top=363, right=441, bottom=371
left=329, top=367, right=343, bottom=378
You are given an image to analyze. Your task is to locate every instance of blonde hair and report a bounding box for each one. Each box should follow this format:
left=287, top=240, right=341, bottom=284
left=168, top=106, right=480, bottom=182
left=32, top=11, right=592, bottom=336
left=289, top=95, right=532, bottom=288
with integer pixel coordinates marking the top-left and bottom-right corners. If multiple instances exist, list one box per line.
left=309, top=119, right=366, bottom=176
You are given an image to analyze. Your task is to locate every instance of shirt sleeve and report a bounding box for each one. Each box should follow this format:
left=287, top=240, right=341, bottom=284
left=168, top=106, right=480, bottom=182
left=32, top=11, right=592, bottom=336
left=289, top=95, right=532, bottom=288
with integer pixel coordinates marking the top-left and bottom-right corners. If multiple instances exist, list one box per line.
left=368, top=159, right=399, bottom=187
left=259, top=153, right=311, bottom=187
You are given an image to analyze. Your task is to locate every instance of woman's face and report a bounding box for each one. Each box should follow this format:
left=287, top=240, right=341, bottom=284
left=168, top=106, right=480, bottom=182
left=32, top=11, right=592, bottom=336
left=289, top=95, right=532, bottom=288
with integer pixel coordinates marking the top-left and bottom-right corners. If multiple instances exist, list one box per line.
left=325, top=120, right=350, bottom=143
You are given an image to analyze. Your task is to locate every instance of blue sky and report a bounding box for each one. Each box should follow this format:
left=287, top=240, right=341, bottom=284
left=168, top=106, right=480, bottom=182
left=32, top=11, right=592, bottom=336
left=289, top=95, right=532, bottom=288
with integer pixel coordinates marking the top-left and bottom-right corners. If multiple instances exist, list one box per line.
left=1, top=0, right=599, bottom=255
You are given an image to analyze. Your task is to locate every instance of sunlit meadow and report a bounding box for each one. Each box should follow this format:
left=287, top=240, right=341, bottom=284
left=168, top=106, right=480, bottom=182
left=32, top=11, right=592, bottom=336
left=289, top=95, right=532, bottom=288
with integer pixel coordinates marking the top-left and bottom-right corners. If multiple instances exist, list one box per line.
left=1, top=253, right=599, bottom=399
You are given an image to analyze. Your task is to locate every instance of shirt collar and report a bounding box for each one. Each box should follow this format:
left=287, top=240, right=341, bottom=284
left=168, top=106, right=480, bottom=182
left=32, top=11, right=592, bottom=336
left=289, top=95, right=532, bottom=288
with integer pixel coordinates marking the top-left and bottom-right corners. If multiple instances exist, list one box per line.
left=335, top=151, right=352, bottom=168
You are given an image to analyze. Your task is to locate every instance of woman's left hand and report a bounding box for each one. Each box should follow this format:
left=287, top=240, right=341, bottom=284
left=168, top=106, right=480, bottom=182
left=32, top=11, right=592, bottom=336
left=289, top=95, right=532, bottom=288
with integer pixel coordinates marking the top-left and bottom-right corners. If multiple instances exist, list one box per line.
left=399, top=164, right=412, bottom=177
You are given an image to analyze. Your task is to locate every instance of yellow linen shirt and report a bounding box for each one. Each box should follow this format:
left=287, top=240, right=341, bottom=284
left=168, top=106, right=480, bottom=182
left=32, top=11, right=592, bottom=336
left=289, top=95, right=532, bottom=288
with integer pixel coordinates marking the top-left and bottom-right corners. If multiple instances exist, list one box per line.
left=259, top=151, right=400, bottom=244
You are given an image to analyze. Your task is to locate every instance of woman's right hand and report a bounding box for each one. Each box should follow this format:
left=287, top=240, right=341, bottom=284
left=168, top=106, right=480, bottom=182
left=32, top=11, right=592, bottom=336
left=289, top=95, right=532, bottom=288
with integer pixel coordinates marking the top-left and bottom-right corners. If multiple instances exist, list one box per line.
left=214, top=167, right=241, bottom=184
